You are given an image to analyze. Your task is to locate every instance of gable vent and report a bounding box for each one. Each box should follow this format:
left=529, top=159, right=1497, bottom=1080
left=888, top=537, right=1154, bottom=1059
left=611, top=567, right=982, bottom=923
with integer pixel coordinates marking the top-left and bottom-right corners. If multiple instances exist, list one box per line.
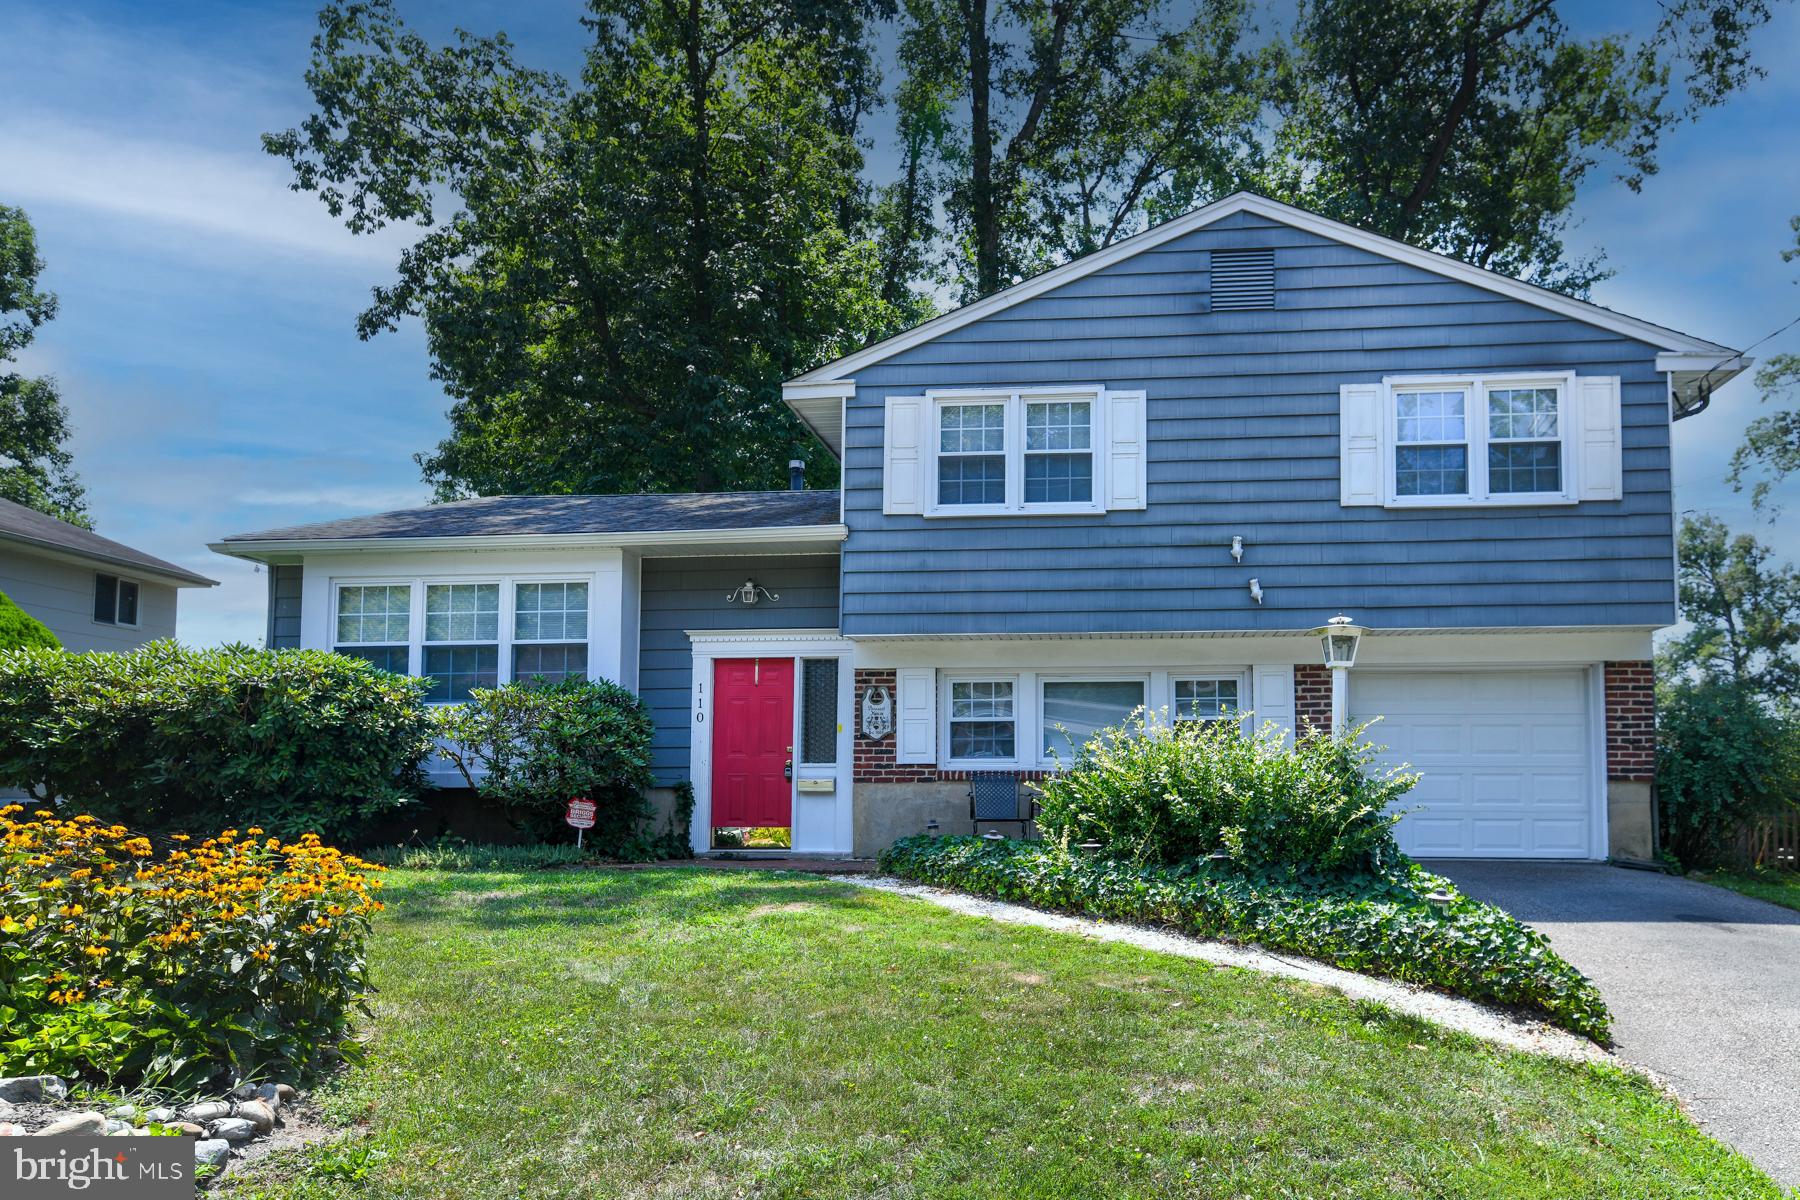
left=1210, top=248, right=1275, bottom=311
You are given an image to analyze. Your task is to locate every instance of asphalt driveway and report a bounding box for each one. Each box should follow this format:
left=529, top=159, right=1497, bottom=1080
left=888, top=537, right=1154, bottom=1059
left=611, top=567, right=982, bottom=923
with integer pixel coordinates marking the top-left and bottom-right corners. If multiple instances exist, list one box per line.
left=1430, top=861, right=1800, bottom=1188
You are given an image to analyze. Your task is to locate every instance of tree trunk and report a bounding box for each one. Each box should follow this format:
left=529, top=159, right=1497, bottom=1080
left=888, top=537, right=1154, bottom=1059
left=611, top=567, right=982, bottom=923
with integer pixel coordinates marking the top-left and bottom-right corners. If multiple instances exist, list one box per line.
left=965, top=0, right=999, bottom=297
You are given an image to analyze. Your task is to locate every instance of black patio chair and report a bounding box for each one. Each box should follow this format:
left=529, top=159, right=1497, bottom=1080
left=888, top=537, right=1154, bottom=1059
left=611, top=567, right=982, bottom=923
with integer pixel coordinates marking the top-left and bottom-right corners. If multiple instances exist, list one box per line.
left=968, top=771, right=1035, bottom=838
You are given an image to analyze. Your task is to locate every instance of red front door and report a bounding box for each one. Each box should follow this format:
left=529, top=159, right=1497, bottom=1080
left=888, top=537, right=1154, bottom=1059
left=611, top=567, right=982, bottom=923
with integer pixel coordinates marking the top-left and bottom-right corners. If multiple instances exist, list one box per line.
left=711, top=657, right=794, bottom=830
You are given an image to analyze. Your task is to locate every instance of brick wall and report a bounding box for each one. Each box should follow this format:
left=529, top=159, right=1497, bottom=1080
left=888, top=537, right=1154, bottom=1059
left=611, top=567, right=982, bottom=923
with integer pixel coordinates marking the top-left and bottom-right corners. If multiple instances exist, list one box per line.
left=852, top=668, right=1049, bottom=784
left=1295, top=663, right=1333, bottom=735
left=1604, top=660, right=1656, bottom=782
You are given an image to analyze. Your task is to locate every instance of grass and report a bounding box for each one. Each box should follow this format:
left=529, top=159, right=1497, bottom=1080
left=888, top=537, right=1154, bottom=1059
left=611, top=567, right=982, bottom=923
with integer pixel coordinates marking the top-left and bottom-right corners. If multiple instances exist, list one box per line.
left=1698, top=868, right=1800, bottom=913
left=219, top=867, right=1781, bottom=1200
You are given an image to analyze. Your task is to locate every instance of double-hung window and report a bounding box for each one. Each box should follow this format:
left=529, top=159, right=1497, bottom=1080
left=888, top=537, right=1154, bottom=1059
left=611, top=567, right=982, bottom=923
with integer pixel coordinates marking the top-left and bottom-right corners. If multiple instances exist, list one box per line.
left=1386, top=373, right=1572, bottom=504
left=423, top=583, right=499, bottom=702
left=334, top=584, right=410, bottom=672
left=512, top=581, right=589, bottom=685
left=1173, top=677, right=1240, bottom=722
left=930, top=388, right=1102, bottom=514
left=948, top=680, right=1016, bottom=761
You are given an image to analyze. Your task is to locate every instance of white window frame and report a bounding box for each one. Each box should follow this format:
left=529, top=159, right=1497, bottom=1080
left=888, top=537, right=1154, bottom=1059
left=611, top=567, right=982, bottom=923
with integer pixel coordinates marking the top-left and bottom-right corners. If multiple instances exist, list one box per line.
left=331, top=574, right=598, bottom=703
left=941, top=673, right=1023, bottom=769
left=925, top=385, right=1105, bottom=517
left=1171, top=674, right=1245, bottom=723
left=92, top=573, right=141, bottom=629
left=510, top=579, right=593, bottom=685
left=1038, top=673, right=1150, bottom=765
left=1382, top=371, right=1577, bottom=507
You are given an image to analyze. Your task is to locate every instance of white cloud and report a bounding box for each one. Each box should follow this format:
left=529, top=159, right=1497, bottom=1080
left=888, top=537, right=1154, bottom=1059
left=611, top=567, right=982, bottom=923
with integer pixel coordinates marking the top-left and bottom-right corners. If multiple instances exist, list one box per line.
left=0, top=117, right=411, bottom=264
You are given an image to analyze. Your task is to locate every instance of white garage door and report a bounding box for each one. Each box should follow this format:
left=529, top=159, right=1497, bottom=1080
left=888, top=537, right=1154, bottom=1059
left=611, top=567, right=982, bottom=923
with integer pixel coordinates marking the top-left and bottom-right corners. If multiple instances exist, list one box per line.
left=1351, top=669, right=1594, bottom=859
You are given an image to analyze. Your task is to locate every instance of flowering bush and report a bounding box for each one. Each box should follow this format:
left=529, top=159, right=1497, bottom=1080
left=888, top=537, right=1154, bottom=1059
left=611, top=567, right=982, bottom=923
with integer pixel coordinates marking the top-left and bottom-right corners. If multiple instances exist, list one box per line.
left=0, top=805, right=385, bottom=1087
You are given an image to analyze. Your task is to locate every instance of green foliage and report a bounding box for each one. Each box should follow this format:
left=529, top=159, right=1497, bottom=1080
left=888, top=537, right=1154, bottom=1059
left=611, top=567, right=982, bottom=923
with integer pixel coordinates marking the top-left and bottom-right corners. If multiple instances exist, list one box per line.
left=0, top=204, right=88, bottom=527
left=1033, top=713, right=1413, bottom=876
left=0, top=642, right=434, bottom=840
left=363, top=838, right=597, bottom=872
left=1730, top=217, right=1800, bottom=513
left=1656, top=677, right=1800, bottom=869
left=0, top=810, right=384, bottom=1088
left=878, top=835, right=1610, bottom=1041
left=0, top=589, right=57, bottom=651
left=266, top=0, right=921, bottom=498
left=431, top=677, right=657, bottom=852
left=1268, top=0, right=1782, bottom=295
left=1661, top=515, right=1800, bottom=699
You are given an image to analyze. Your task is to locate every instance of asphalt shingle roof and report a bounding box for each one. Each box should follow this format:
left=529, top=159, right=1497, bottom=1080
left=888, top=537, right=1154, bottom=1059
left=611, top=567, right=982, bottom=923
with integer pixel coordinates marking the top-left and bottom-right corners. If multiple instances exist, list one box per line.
left=0, top=497, right=217, bottom=586
left=218, top=490, right=842, bottom=544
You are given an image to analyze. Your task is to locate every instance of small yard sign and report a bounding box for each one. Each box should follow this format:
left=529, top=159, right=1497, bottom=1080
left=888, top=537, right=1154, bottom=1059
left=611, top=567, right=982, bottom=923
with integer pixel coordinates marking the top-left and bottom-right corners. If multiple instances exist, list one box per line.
left=566, top=797, right=597, bottom=847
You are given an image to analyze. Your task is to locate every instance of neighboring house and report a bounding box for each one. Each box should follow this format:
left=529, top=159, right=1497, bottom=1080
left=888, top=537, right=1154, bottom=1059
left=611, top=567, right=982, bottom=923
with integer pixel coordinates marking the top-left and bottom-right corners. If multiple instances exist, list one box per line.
left=211, top=193, right=1747, bottom=864
left=0, top=497, right=217, bottom=651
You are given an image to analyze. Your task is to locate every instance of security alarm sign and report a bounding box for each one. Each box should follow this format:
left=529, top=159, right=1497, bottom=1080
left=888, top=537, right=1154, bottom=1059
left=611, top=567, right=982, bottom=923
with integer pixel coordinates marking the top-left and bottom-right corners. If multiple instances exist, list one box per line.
left=565, top=798, right=597, bottom=830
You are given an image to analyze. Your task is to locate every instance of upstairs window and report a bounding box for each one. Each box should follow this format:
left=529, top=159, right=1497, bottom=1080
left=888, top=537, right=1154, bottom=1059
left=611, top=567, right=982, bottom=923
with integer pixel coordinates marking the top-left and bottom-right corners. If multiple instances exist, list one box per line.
left=93, top=573, right=140, bottom=627
left=937, top=401, right=1007, bottom=506
left=1383, top=374, right=1572, bottom=505
left=928, top=388, right=1102, bottom=515
left=1486, top=386, right=1562, bottom=494
left=1394, top=389, right=1469, bottom=497
left=1024, top=399, right=1093, bottom=503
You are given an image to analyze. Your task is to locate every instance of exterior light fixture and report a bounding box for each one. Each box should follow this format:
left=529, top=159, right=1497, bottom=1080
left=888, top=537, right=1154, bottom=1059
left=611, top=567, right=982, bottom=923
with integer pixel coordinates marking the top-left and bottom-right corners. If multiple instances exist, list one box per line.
left=1307, top=614, right=1367, bottom=736
left=982, top=830, right=1005, bottom=843
left=1076, top=840, right=1102, bottom=855
left=726, top=579, right=779, bottom=606
left=1424, top=888, right=1455, bottom=916
left=925, top=818, right=940, bottom=836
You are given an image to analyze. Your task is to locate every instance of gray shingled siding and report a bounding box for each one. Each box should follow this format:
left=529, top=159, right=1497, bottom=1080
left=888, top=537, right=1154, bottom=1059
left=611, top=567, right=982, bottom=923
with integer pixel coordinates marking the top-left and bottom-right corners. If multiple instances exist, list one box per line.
left=267, top=564, right=303, bottom=650
left=638, top=555, right=840, bottom=784
left=842, top=209, right=1677, bottom=635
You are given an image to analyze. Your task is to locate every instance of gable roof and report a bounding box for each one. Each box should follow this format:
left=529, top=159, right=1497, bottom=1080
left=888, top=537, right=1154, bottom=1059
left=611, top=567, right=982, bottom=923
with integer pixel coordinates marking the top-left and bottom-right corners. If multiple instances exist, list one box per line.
left=783, top=191, right=1747, bottom=452
left=212, top=490, right=843, bottom=556
left=0, top=497, right=217, bottom=587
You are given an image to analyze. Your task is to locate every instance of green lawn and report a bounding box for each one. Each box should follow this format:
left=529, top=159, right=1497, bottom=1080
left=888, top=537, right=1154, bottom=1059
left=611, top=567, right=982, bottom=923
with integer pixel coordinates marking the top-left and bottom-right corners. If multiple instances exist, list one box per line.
left=222, top=868, right=1780, bottom=1200
left=1699, top=868, right=1800, bottom=913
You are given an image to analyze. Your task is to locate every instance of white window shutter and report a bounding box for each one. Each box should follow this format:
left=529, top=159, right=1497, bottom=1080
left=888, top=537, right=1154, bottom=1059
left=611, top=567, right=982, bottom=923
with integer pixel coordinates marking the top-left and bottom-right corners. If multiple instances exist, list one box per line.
left=1575, top=375, right=1622, bottom=501
left=1104, top=389, right=1147, bottom=510
left=1339, top=383, right=1383, bottom=506
left=895, top=668, right=936, bottom=763
left=1253, top=665, right=1297, bottom=747
left=883, top=396, right=928, bottom=515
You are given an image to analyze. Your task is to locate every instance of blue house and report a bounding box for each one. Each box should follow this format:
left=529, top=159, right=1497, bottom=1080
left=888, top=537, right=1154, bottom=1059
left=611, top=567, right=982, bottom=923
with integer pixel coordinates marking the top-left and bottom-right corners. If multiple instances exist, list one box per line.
left=213, top=194, right=1746, bottom=863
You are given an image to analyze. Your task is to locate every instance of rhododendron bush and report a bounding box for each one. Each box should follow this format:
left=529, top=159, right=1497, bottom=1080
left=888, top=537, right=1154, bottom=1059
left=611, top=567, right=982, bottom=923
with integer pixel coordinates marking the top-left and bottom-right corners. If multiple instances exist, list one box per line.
left=0, top=805, right=384, bottom=1087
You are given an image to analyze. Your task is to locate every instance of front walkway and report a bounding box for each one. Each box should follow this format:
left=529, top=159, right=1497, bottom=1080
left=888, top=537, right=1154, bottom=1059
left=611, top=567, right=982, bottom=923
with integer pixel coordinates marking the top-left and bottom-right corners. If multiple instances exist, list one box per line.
left=1431, top=861, right=1800, bottom=1188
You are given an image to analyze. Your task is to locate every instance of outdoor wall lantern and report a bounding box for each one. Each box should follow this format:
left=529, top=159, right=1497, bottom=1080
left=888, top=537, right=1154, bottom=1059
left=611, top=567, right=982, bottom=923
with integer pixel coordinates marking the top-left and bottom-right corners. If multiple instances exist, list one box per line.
left=1307, top=614, right=1367, bottom=737
left=726, top=579, right=779, bottom=606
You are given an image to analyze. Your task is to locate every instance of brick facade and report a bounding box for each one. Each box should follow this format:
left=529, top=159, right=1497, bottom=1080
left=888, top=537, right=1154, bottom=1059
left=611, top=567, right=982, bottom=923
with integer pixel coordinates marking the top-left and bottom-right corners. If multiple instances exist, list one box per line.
left=1604, top=660, right=1656, bottom=782
left=1294, top=663, right=1333, bottom=734
left=852, top=668, right=1049, bottom=784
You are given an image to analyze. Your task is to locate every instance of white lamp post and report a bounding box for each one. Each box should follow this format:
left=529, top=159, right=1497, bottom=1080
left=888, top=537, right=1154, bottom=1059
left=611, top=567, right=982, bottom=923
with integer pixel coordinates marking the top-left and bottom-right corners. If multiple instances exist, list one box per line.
left=1308, top=614, right=1366, bottom=737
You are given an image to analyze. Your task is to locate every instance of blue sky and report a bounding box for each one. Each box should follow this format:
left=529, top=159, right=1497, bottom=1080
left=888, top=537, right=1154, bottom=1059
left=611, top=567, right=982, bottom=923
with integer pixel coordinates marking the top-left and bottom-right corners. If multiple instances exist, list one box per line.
left=2, top=1, right=1797, bottom=646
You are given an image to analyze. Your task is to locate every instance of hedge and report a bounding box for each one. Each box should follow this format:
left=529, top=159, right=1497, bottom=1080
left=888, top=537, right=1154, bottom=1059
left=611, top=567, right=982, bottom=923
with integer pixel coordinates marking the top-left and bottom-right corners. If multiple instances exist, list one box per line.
left=0, top=590, right=57, bottom=652
left=878, top=835, right=1611, bottom=1041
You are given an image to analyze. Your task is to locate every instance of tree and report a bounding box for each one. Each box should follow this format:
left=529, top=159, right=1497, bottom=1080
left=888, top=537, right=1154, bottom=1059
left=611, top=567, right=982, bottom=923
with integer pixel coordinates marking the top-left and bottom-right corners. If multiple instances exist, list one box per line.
left=1267, top=0, right=1786, bottom=295
left=1660, top=515, right=1800, bottom=700
left=887, top=0, right=1265, bottom=301
left=1729, top=215, right=1800, bottom=512
left=0, top=206, right=88, bottom=528
left=267, top=0, right=919, bottom=498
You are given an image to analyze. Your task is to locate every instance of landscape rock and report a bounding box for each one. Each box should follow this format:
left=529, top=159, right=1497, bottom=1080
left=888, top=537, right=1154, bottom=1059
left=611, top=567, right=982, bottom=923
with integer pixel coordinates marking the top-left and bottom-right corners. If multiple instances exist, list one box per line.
left=182, top=1101, right=232, bottom=1124
left=0, top=1076, right=67, bottom=1104
left=107, top=1104, right=137, bottom=1119
left=194, top=1139, right=231, bottom=1171
left=143, top=1107, right=177, bottom=1124
left=172, top=1122, right=206, bottom=1137
left=229, top=1083, right=259, bottom=1101
left=109, top=1128, right=135, bottom=1137
left=104, top=1118, right=128, bottom=1133
left=236, top=1099, right=276, bottom=1133
left=207, top=1117, right=256, bottom=1143
left=36, top=1111, right=107, bottom=1137
left=255, top=1083, right=283, bottom=1108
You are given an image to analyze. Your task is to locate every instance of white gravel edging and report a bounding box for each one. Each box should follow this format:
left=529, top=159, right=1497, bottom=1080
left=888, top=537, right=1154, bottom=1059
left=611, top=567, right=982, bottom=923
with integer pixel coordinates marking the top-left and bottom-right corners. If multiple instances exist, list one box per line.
left=838, top=874, right=1612, bottom=1065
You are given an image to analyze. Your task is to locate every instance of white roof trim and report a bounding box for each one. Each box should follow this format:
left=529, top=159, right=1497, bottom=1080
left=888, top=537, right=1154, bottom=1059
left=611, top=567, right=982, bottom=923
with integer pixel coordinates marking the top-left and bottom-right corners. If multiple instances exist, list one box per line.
left=208, top=523, right=849, bottom=560
left=786, top=192, right=1738, bottom=390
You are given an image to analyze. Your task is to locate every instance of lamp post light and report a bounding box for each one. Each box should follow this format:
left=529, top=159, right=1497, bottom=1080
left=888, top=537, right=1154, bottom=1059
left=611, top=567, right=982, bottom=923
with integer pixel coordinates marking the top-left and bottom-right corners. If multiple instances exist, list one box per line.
left=1307, top=614, right=1366, bottom=737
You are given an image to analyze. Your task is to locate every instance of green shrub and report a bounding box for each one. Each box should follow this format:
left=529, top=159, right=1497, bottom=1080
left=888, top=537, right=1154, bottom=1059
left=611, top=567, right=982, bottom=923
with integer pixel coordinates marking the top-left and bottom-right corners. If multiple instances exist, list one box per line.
left=363, top=837, right=596, bottom=871
left=0, top=642, right=434, bottom=840
left=1034, top=713, right=1414, bottom=876
left=878, top=835, right=1610, bottom=1041
left=0, top=806, right=384, bottom=1088
left=1657, top=678, right=1800, bottom=868
left=0, top=590, right=57, bottom=651
left=433, top=678, right=660, bottom=853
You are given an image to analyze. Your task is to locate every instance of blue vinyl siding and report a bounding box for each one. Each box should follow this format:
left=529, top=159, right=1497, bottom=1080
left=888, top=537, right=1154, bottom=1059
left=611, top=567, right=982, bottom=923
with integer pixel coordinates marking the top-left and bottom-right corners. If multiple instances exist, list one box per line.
left=842, top=209, right=1677, bottom=636
left=638, top=554, right=840, bottom=783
